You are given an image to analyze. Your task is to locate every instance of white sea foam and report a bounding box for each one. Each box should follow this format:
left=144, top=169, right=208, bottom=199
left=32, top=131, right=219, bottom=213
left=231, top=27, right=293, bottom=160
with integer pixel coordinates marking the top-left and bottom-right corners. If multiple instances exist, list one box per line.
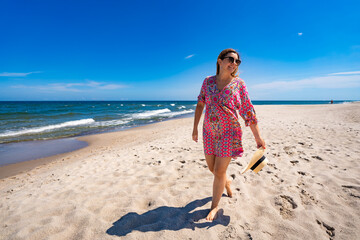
left=130, top=108, right=194, bottom=119
left=0, top=119, right=95, bottom=138
left=141, top=104, right=146, bottom=107
left=161, top=109, right=194, bottom=117
left=131, top=108, right=171, bottom=119
left=93, top=119, right=131, bottom=127
left=170, top=104, right=175, bottom=106
left=178, top=105, right=186, bottom=109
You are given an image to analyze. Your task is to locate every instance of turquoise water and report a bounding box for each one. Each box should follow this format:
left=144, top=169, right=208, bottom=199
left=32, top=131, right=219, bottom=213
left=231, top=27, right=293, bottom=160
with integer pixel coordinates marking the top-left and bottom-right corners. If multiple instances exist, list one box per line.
left=0, top=101, right=196, bottom=144
left=0, top=100, right=356, bottom=166
left=0, top=100, right=355, bottom=144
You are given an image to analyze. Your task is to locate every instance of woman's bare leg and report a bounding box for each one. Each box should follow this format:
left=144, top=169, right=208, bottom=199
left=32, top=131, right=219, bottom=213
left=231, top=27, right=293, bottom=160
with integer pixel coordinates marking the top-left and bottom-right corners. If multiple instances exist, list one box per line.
left=225, top=177, right=233, bottom=198
left=206, top=156, right=232, bottom=221
left=205, top=155, right=232, bottom=198
left=205, top=154, right=215, bottom=172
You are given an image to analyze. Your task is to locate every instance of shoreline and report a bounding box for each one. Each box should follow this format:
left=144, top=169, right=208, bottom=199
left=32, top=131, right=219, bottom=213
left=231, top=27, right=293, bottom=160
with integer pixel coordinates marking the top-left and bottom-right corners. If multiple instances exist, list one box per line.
left=0, top=112, right=195, bottom=179
left=0, top=102, right=358, bottom=180
left=1, top=103, right=359, bottom=239
left=0, top=117, right=192, bottom=179
left=0, top=138, right=88, bottom=167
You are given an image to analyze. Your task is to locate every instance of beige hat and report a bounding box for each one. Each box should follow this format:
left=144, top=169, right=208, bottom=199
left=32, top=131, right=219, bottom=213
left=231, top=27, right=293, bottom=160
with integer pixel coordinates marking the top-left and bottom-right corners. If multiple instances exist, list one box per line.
left=241, top=147, right=268, bottom=174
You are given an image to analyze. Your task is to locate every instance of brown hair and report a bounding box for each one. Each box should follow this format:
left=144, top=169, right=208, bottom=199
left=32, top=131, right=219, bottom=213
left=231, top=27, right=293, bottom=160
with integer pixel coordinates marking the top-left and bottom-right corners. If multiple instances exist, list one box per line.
left=216, top=48, right=240, bottom=77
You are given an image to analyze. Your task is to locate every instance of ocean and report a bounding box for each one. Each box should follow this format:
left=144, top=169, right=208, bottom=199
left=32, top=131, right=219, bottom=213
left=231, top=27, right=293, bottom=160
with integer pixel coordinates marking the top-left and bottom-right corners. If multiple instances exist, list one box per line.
left=0, top=100, right=355, bottom=144
left=0, top=101, right=197, bottom=144
left=0, top=100, right=356, bottom=166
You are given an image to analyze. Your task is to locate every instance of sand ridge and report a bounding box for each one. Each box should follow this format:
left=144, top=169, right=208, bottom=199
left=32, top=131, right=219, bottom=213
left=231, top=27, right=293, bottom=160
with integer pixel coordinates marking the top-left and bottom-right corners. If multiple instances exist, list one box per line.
left=1, top=103, right=359, bottom=239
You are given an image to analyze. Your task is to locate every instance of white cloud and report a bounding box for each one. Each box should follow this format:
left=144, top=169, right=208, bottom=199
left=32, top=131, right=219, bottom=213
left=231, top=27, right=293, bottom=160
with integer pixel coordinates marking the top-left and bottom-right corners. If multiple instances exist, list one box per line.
left=252, top=71, right=360, bottom=90
left=329, top=71, right=360, bottom=75
left=98, top=84, right=126, bottom=90
left=0, top=71, right=42, bottom=77
left=298, top=32, right=303, bottom=36
left=11, top=84, right=82, bottom=92
left=185, top=54, right=195, bottom=59
left=11, top=80, right=127, bottom=92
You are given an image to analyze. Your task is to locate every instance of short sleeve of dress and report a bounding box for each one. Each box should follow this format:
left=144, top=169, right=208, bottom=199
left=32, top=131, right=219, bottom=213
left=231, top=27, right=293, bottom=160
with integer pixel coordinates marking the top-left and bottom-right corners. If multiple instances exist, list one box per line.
left=197, top=77, right=208, bottom=103
left=238, top=80, right=258, bottom=126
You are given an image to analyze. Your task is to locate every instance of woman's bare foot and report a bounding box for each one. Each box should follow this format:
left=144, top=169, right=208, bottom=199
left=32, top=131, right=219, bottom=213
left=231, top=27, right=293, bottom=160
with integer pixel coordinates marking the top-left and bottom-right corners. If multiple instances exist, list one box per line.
left=206, top=207, right=219, bottom=221
left=225, top=179, right=233, bottom=198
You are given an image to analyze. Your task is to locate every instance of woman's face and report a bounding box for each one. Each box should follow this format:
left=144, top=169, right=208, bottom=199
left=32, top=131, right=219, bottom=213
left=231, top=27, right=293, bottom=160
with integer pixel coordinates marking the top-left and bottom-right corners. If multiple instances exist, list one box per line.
left=218, top=52, right=239, bottom=75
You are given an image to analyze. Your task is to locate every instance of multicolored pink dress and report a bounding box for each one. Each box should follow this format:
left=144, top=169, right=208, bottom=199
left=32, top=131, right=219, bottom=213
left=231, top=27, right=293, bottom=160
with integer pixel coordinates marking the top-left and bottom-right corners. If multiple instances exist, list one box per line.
left=197, top=75, right=257, bottom=158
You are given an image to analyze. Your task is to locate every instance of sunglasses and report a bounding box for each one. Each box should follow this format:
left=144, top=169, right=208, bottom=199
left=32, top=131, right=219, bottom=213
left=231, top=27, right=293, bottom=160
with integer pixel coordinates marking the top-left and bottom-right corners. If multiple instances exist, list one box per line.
left=223, top=56, right=241, bottom=66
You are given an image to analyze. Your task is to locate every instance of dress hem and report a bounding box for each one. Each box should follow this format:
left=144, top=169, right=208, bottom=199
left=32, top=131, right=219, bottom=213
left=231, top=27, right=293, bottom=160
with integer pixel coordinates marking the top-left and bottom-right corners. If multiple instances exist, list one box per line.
left=203, top=152, right=244, bottom=159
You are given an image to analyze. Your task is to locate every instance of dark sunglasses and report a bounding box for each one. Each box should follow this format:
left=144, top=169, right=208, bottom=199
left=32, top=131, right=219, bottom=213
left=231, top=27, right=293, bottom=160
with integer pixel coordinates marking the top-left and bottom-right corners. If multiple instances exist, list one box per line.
left=223, top=56, right=241, bottom=65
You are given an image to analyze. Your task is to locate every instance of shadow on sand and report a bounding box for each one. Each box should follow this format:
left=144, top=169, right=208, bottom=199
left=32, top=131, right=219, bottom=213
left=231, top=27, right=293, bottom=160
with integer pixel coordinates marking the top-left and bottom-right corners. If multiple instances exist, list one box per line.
left=106, top=197, right=230, bottom=237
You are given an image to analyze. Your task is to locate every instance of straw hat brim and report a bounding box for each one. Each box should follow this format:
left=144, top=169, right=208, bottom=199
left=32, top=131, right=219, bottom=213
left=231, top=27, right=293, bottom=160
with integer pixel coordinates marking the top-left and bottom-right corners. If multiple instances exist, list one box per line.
left=241, top=147, right=268, bottom=174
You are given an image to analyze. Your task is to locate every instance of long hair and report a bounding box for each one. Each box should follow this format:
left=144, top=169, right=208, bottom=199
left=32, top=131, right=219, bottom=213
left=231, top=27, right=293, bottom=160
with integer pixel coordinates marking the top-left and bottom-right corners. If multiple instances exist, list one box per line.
left=216, top=48, right=240, bottom=77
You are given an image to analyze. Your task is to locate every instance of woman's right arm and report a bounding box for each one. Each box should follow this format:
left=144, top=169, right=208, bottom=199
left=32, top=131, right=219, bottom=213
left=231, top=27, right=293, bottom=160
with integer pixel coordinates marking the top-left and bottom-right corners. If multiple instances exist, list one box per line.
left=193, top=77, right=207, bottom=142
left=192, top=101, right=205, bottom=142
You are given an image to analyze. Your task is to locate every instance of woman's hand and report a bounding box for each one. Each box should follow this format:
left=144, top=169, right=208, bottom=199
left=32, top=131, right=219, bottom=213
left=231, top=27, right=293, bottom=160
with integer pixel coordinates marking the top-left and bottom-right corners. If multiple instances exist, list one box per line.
left=193, top=101, right=204, bottom=143
left=255, top=137, right=266, bottom=149
left=192, top=128, right=198, bottom=142
left=249, top=123, right=265, bottom=149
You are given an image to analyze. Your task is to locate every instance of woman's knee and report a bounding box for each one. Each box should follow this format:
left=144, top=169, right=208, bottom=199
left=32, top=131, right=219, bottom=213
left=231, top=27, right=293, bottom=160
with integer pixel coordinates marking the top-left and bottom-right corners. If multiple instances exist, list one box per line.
left=205, top=155, right=215, bottom=173
left=213, top=167, right=227, bottom=178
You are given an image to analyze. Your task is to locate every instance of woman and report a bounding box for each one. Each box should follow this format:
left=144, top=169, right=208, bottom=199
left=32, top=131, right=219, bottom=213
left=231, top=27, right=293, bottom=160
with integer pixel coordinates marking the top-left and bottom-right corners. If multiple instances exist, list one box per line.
left=192, top=48, right=266, bottom=221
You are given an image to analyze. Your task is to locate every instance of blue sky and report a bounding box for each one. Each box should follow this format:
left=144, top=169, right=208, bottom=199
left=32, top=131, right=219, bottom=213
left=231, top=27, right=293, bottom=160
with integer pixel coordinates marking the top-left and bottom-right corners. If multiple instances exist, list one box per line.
left=1, top=0, right=359, bottom=101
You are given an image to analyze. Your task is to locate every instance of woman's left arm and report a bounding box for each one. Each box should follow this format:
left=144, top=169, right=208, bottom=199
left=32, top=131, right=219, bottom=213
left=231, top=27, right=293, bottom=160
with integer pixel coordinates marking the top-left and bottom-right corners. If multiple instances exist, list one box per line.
left=249, top=123, right=266, bottom=149
left=238, top=79, right=265, bottom=149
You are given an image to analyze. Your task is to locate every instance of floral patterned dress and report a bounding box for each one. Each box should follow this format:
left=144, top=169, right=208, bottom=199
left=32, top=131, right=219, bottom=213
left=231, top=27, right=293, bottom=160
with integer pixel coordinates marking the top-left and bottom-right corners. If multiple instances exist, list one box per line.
left=197, top=75, right=257, bottom=158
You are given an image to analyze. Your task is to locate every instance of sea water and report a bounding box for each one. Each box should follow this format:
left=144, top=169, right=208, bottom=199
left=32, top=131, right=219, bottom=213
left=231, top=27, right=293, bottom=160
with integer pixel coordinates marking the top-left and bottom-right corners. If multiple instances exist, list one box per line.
left=0, top=100, right=355, bottom=165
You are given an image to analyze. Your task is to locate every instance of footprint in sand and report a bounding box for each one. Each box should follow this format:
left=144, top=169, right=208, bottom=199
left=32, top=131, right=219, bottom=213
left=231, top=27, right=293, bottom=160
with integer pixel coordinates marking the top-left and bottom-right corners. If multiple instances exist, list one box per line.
left=311, top=155, right=323, bottom=161
left=297, top=150, right=305, bottom=155
left=316, top=219, right=335, bottom=239
left=290, top=160, right=299, bottom=165
left=267, top=163, right=278, bottom=170
left=147, top=200, right=156, bottom=208
left=272, top=152, right=280, bottom=157
left=341, top=185, right=360, bottom=199
left=274, top=195, right=298, bottom=219
left=271, top=174, right=284, bottom=184
left=297, top=177, right=306, bottom=187
left=297, top=171, right=308, bottom=176
left=299, top=155, right=310, bottom=162
left=283, top=146, right=296, bottom=156
left=219, top=225, right=237, bottom=239
left=235, top=162, right=243, bottom=167
left=299, top=189, right=318, bottom=205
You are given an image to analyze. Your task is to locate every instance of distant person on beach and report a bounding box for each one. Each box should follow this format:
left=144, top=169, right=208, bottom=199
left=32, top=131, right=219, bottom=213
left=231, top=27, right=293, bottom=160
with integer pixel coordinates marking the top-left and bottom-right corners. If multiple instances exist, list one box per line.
left=192, top=48, right=266, bottom=221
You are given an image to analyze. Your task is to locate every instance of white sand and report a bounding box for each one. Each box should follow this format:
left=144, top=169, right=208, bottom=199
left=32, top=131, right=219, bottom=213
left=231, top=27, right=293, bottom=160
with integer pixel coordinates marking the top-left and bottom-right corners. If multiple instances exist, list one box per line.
left=1, top=103, right=359, bottom=239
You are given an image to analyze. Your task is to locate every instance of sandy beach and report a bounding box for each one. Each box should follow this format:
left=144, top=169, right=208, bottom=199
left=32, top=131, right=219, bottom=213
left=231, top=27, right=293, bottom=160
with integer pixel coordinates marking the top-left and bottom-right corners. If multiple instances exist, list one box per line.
left=1, top=103, right=359, bottom=240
